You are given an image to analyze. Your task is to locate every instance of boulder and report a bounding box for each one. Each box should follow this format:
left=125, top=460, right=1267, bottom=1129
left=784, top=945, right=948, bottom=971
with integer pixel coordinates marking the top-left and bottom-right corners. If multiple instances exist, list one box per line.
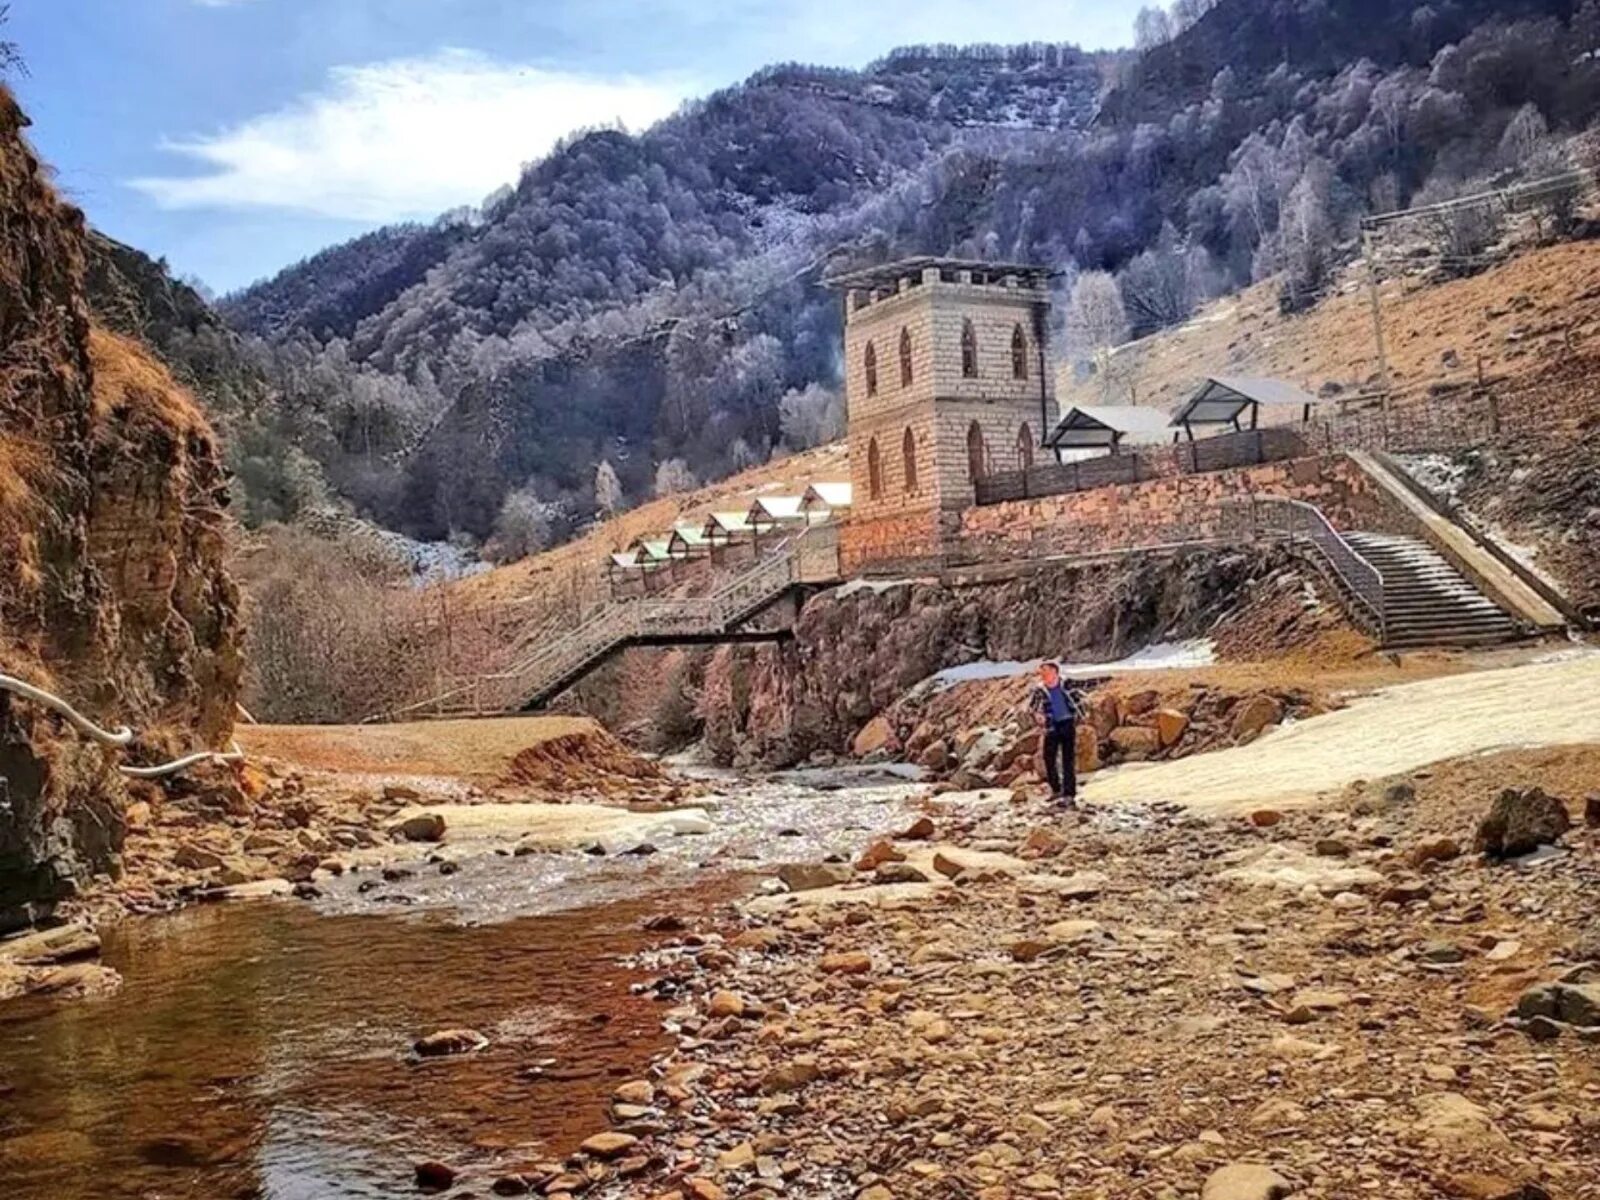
left=1120, top=689, right=1160, bottom=719
left=1476, top=787, right=1571, bottom=859
left=851, top=716, right=899, bottom=759
left=778, top=863, right=853, bottom=893
left=1154, top=708, right=1190, bottom=747
left=1586, top=795, right=1600, bottom=828
left=897, top=815, right=936, bottom=841
left=1515, top=981, right=1600, bottom=1029
left=1074, top=724, right=1101, bottom=772
left=1230, top=695, right=1284, bottom=743
left=1086, top=692, right=1120, bottom=738
left=916, top=741, right=950, bottom=772
left=1201, top=1163, right=1292, bottom=1200
left=173, top=843, right=227, bottom=872
left=0, top=923, right=101, bottom=966
left=391, top=813, right=447, bottom=844
left=874, top=863, right=930, bottom=885
left=1109, top=726, right=1161, bottom=760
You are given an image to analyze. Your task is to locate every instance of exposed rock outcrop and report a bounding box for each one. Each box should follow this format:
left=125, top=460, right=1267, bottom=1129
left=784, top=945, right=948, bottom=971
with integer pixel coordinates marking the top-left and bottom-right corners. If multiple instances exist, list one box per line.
left=0, top=87, right=242, bottom=922
left=698, top=547, right=1331, bottom=768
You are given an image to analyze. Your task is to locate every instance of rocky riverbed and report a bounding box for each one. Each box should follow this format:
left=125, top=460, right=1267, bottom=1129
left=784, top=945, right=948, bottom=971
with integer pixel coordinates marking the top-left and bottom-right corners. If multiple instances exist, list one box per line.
left=469, top=746, right=1600, bottom=1200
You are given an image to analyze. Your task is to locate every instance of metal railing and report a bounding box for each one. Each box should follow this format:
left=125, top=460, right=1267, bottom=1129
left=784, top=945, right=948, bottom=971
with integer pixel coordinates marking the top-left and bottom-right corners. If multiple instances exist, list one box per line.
left=371, top=525, right=842, bottom=721
left=1225, top=496, right=1387, bottom=639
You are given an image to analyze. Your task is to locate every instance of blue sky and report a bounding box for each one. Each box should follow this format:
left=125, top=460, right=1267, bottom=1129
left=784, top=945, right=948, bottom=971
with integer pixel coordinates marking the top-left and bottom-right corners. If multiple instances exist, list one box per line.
left=8, top=0, right=1143, bottom=294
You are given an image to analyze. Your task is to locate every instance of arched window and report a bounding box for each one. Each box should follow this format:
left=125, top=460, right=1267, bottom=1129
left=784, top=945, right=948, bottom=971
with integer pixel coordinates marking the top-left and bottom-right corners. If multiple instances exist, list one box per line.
left=902, top=427, right=918, bottom=494
left=898, top=327, right=914, bottom=387
left=864, top=341, right=878, bottom=397
left=960, top=319, right=978, bottom=378
left=1011, top=325, right=1029, bottom=380
left=1016, top=423, right=1035, bottom=470
left=867, top=437, right=883, bottom=500
left=967, top=421, right=988, bottom=483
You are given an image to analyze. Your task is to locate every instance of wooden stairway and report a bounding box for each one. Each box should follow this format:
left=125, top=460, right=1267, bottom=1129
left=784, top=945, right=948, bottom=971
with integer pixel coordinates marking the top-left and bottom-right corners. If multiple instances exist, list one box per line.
left=376, top=526, right=841, bottom=721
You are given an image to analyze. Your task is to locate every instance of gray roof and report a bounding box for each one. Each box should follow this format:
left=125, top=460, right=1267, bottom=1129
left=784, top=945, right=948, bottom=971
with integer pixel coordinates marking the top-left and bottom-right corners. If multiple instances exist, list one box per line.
left=1044, top=405, right=1174, bottom=448
left=1172, top=376, right=1318, bottom=426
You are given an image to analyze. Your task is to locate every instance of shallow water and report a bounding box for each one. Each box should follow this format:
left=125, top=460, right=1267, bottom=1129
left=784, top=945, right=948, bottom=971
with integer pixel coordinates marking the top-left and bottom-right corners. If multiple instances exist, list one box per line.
left=0, top=770, right=927, bottom=1200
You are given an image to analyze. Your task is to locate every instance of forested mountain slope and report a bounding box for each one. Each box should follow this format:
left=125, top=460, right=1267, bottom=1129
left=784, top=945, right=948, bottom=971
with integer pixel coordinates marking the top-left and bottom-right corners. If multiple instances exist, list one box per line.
left=211, top=4, right=1600, bottom=551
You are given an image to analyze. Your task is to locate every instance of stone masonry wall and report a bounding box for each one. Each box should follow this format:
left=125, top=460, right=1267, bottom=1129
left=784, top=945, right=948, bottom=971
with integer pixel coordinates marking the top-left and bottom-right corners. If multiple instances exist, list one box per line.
left=955, top=454, right=1407, bottom=560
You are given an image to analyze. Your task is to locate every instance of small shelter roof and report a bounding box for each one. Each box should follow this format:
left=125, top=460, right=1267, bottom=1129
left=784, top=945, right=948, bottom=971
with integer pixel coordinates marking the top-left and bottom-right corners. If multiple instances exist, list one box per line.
left=667, top=525, right=712, bottom=557
left=632, top=538, right=673, bottom=563
left=609, top=550, right=657, bottom=572
left=702, top=511, right=755, bottom=539
left=800, top=482, right=852, bottom=512
left=1171, top=376, right=1318, bottom=430
left=1043, top=405, right=1173, bottom=451
left=747, top=495, right=807, bottom=526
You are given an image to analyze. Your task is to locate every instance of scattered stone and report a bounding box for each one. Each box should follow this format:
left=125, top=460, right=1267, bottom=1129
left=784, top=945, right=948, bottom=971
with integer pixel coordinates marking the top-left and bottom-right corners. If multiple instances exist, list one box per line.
left=819, top=951, right=872, bottom=975
left=874, top=862, right=930, bottom=884
left=1410, top=836, right=1461, bottom=867
left=1248, top=809, right=1283, bottom=828
left=778, top=863, right=853, bottom=893
left=1201, top=1162, right=1291, bottom=1200
left=1515, top=980, right=1600, bottom=1029
left=856, top=840, right=905, bottom=871
left=414, top=1161, right=456, bottom=1191
left=413, top=1029, right=488, bottom=1057
left=897, top=816, right=936, bottom=841
left=707, top=991, right=746, bottom=1018
left=1230, top=695, right=1284, bottom=742
left=580, top=1131, right=640, bottom=1160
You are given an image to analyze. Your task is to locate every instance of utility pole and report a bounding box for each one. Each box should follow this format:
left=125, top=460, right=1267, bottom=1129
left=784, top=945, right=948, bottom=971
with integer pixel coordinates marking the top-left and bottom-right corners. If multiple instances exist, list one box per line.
left=1360, top=221, right=1392, bottom=401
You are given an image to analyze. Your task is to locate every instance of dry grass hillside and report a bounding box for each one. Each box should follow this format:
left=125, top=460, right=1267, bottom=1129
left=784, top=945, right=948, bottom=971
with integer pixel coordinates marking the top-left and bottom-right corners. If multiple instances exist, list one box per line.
left=1065, top=239, right=1600, bottom=414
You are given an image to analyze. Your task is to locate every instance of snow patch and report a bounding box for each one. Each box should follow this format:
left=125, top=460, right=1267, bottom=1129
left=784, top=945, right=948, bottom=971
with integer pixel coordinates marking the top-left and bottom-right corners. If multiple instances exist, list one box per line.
left=924, top=639, right=1216, bottom=690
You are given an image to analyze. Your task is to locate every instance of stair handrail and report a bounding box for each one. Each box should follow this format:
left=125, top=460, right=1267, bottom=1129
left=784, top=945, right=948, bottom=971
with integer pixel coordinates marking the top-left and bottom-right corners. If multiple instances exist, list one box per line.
left=1230, top=496, right=1388, bottom=640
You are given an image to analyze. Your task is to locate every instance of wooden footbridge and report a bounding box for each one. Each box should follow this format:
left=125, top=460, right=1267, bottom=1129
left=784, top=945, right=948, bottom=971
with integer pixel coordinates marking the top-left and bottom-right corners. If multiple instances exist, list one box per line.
left=381, top=527, right=843, bottom=720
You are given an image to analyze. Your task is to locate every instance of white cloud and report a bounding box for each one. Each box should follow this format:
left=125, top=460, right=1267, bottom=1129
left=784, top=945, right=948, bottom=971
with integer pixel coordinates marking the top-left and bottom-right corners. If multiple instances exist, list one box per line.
left=130, top=49, right=692, bottom=221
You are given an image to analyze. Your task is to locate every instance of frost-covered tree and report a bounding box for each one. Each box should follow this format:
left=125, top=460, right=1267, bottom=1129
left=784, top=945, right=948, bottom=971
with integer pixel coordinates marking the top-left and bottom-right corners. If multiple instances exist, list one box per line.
left=778, top=383, right=845, bottom=451
left=488, top=488, right=555, bottom=563
left=1064, top=271, right=1130, bottom=366
left=594, top=459, right=625, bottom=516
left=654, top=457, right=697, bottom=497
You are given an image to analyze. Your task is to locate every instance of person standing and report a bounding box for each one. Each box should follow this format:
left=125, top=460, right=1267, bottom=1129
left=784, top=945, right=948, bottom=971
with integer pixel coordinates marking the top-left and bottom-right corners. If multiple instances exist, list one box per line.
left=1030, top=661, right=1081, bottom=805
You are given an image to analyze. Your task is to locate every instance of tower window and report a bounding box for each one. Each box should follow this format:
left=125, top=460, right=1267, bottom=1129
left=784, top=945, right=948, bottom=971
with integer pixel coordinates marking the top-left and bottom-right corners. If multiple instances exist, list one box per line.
left=1017, top=423, right=1035, bottom=470
left=1011, top=325, right=1028, bottom=380
left=864, top=341, right=878, bottom=397
left=967, top=421, right=988, bottom=483
left=868, top=437, right=883, bottom=500
left=899, top=327, right=914, bottom=388
left=902, top=427, right=918, bottom=494
left=961, top=319, right=978, bottom=379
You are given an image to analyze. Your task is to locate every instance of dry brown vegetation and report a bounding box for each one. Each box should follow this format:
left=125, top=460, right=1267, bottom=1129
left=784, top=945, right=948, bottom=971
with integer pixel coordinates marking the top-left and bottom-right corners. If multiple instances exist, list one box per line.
left=1065, top=238, right=1600, bottom=413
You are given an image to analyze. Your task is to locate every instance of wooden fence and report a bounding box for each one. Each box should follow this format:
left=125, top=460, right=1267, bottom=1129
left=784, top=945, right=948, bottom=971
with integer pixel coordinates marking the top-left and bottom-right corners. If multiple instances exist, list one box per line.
left=974, top=427, right=1308, bottom=506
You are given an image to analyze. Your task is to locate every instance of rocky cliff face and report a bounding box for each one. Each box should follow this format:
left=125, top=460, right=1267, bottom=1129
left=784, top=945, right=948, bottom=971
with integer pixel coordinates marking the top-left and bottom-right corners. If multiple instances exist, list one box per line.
left=0, top=89, right=242, bottom=923
left=697, top=547, right=1323, bottom=768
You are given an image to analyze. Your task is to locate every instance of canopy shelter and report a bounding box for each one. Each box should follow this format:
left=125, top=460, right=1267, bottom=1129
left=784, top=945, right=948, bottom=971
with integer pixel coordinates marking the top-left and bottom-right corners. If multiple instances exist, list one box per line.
left=800, top=482, right=852, bottom=518
left=1171, top=376, right=1318, bottom=439
left=746, top=494, right=809, bottom=533
left=666, top=524, right=712, bottom=560
left=1043, top=405, right=1174, bottom=456
left=629, top=538, right=674, bottom=565
left=607, top=548, right=667, bottom=595
left=701, top=510, right=759, bottom=554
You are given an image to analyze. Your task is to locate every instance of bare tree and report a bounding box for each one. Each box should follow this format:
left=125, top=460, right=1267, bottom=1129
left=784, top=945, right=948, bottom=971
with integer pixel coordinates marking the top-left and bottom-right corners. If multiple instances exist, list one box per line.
left=778, top=383, right=845, bottom=451
left=0, top=6, right=26, bottom=78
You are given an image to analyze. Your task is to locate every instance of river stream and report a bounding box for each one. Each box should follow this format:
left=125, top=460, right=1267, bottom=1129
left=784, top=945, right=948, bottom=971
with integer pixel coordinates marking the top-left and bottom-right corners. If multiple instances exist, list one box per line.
left=0, top=768, right=925, bottom=1200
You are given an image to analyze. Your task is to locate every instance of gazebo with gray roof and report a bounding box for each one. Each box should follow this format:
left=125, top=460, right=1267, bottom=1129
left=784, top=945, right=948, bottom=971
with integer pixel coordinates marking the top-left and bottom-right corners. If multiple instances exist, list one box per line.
left=1043, top=405, right=1175, bottom=456
left=1171, top=376, right=1318, bottom=439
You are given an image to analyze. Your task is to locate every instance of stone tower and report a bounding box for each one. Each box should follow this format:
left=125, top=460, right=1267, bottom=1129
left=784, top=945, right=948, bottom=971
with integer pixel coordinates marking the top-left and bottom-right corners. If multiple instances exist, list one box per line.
left=827, top=258, right=1055, bottom=570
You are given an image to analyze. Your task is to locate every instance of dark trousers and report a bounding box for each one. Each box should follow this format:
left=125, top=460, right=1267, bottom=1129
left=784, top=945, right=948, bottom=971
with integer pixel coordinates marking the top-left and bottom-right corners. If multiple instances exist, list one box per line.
left=1043, top=720, right=1077, bottom=798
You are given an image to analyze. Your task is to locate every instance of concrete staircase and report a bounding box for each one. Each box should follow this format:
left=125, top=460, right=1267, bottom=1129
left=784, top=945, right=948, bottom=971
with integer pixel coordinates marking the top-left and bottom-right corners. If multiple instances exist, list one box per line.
left=1343, top=532, right=1524, bottom=649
